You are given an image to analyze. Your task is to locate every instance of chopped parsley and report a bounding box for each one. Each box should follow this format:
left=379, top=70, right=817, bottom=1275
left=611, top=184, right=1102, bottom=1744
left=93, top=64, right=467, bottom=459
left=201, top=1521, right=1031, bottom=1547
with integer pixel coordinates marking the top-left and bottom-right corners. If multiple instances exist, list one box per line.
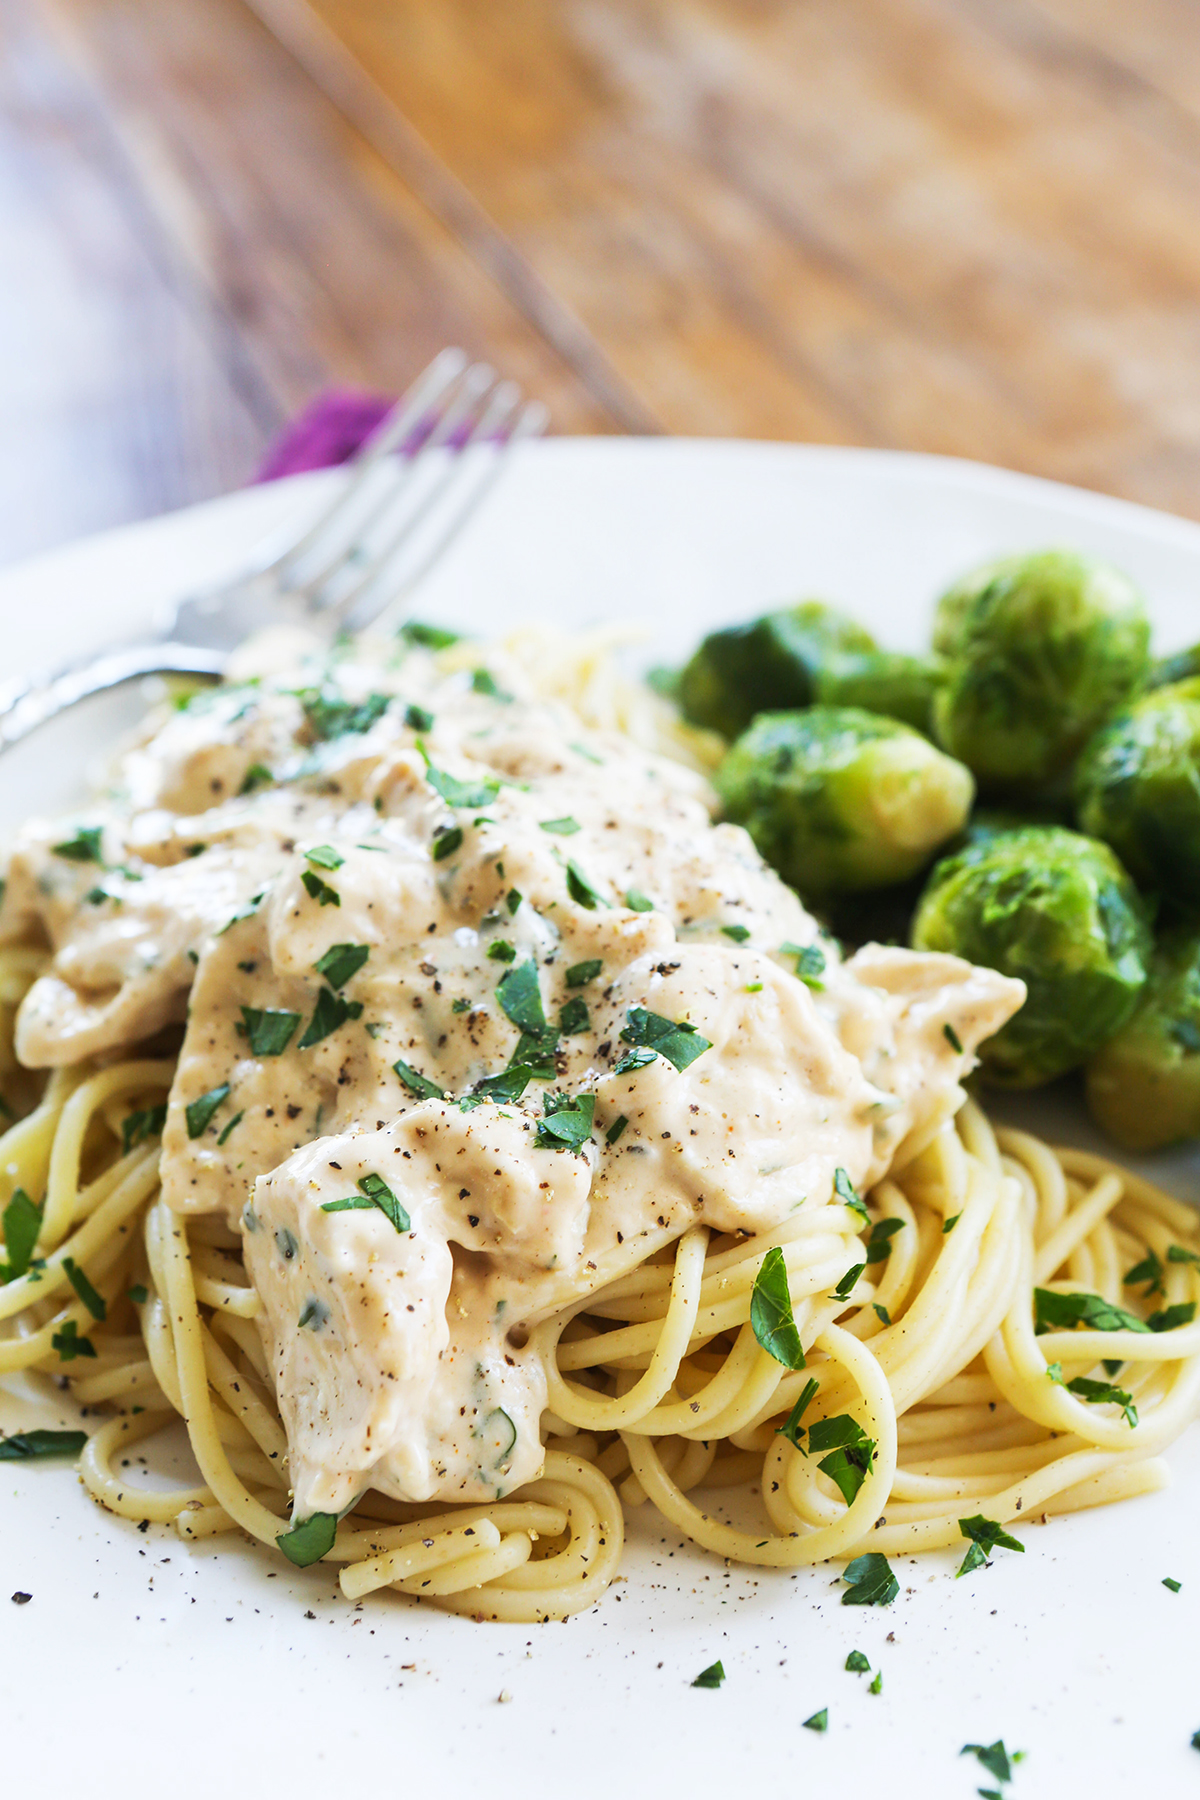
left=306, top=845, right=345, bottom=871
left=423, top=759, right=500, bottom=810
left=497, top=960, right=550, bottom=1036
left=805, top=1414, right=877, bottom=1504
left=298, top=1298, right=329, bottom=1331
left=239, top=762, right=274, bottom=794
left=1148, top=1301, right=1196, bottom=1333
left=488, top=940, right=517, bottom=962
left=776, top=1376, right=819, bottom=1449
left=559, top=997, right=590, bottom=1035
left=52, top=826, right=104, bottom=863
left=943, top=1021, right=964, bottom=1053
left=1168, top=1244, right=1200, bottom=1266
left=2, top=1189, right=43, bottom=1281
left=832, top=1263, right=864, bottom=1300
left=721, top=924, right=751, bottom=942
left=470, top=668, right=511, bottom=700
left=52, top=1320, right=96, bottom=1361
left=691, top=1661, right=725, bottom=1689
left=961, top=1743, right=1020, bottom=1786
left=238, top=1008, right=301, bottom=1057
left=0, top=1429, right=87, bottom=1460
left=625, top=889, right=653, bottom=912
left=565, top=859, right=608, bottom=910
left=618, top=1006, right=711, bottom=1072
left=276, top=1510, right=338, bottom=1567
left=216, top=1111, right=244, bottom=1147
left=121, top=1104, right=167, bottom=1154
left=1049, top=1365, right=1138, bottom=1426
left=942, top=1213, right=961, bottom=1233
left=506, top=888, right=523, bottom=915
left=605, top=1115, right=628, bottom=1145
left=868, top=1670, right=882, bottom=1695
left=404, top=703, right=434, bottom=732
left=535, top=1091, right=596, bottom=1152
left=400, top=620, right=459, bottom=650
left=845, top=1650, right=871, bottom=1673
left=1124, top=1250, right=1165, bottom=1295
left=432, top=825, right=463, bottom=861
left=565, top=959, right=602, bottom=988
left=873, top=1303, right=891, bottom=1325
left=1033, top=1289, right=1151, bottom=1335
left=540, top=817, right=580, bottom=836
left=321, top=1173, right=410, bottom=1234
left=781, top=940, right=825, bottom=987
left=833, top=1167, right=869, bottom=1224
left=62, top=1257, right=106, bottom=1320
left=299, top=688, right=390, bottom=741
left=313, top=943, right=370, bottom=989
left=298, top=989, right=363, bottom=1048
left=185, top=1084, right=230, bottom=1140
left=957, top=1515, right=1025, bottom=1576
left=802, top=1710, right=828, bottom=1732
left=750, top=1246, right=805, bottom=1370
left=128, top=1284, right=149, bottom=1304
left=1164, top=1577, right=1182, bottom=1593
left=301, top=869, right=341, bottom=906
left=841, top=1551, right=898, bottom=1606
left=864, top=1217, right=904, bottom=1264
left=392, top=1058, right=447, bottom=1100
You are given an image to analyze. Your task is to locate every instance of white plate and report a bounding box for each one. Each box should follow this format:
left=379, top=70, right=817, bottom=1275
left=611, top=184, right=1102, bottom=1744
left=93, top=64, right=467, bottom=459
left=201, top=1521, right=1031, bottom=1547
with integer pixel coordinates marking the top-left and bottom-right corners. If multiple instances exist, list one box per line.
left=3, top=440, right=1199, bottom=1799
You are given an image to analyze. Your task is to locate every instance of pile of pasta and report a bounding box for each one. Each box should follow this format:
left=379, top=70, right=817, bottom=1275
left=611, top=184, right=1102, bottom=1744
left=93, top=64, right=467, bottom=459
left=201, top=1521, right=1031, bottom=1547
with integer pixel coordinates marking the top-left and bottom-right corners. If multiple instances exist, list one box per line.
left=3, top=940, right=1199, bottom=1621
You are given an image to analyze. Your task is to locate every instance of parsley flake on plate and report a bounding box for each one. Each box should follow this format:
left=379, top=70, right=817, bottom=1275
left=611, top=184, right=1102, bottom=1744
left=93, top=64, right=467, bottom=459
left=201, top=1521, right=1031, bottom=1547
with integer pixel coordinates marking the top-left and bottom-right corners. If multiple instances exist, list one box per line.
left=691, top=1661, right=725, bottom=1689
left=802, top=1709, right=828, bottom=1731
left=618, top=1006, right=711, bottom=1072
left=276, top=1510, right=338, bottom=1567
left=52, top=826, right=104, bottom=864
left=0, top=1429, right=87, bottom=1461
left=961, top=1742, right=1020, bottom=1785
left=844, top=1650, right=870, bottom=1673
left=841, top=1551, right=898, bottom=1606
left=957, top=1515, right=1025, bottom=1576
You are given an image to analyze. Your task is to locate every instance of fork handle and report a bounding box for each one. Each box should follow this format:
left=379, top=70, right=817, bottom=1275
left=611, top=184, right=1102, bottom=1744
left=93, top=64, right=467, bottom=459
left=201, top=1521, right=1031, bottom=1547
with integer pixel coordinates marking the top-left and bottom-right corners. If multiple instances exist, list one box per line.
left=0, top=643, right=226, bottom=751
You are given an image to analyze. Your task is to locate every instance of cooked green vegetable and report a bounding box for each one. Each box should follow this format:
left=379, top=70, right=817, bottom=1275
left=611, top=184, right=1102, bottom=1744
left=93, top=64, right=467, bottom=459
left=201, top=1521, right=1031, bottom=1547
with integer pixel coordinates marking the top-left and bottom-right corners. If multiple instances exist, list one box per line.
left=932, top=550, right=1150, bottom=792
left=716, top=707, right=973, bottom=896
left=678, top=601, right=875, bottom=741
left=912, top=824, right=1151, bottom=1086
left=814, top=649, right=944, bottom=736
left=1086, top=925, right=1200, bottom=1149
left=1076, top=678, right=1200, bottom=901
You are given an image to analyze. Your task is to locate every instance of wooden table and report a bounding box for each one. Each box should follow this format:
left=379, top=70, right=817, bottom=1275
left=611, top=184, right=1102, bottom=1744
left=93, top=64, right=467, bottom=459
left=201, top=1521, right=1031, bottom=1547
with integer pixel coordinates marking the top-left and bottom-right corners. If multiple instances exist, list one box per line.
left=6, top=0, right=1200, bottom=567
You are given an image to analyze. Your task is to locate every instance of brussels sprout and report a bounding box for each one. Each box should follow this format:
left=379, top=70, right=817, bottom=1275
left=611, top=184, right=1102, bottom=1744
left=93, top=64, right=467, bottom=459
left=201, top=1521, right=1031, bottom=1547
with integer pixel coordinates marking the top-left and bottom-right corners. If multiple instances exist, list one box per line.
left=1086, top=925, right=1200, bottom=1149
left=1145, top=645, right=1200, bottom=692
left=931, top=550, right=1150, bottom=793
left=911, top=824, right=1151, bottom=1087
left=1075, top=678, right=1200, bottom=902
left=814, top=651, right=944, bottom=736
left=679, top=602, right=876, bottom=741
left=716, top=707, right=974, bottom=897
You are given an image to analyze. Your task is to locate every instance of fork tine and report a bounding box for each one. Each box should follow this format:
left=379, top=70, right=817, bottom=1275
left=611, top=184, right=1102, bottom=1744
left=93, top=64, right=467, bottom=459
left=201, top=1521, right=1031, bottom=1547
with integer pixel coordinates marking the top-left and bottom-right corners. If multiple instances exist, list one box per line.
left=350, top=396, right=549, bottom=637
left=267, top=347, right=468, bottom=582
left=304, top=363, right=501, bottom=614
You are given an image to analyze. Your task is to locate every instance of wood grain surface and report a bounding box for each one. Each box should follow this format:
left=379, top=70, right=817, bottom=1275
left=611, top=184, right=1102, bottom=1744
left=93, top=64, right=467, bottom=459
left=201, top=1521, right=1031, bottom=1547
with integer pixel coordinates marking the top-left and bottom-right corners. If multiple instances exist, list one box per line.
left=4, top=0, right=1200, bottom=567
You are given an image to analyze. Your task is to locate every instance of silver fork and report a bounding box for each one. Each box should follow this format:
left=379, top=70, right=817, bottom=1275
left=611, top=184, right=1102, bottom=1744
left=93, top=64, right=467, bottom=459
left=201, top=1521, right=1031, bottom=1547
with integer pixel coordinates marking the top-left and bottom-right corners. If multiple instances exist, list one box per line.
left=0, top=349, right=547, bottom=750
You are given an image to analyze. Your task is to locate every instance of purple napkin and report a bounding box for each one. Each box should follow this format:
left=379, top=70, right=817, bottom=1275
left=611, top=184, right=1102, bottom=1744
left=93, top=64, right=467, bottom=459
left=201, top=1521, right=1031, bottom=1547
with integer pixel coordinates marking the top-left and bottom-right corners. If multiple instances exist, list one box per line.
left=255, top=388, right=395, bottom=482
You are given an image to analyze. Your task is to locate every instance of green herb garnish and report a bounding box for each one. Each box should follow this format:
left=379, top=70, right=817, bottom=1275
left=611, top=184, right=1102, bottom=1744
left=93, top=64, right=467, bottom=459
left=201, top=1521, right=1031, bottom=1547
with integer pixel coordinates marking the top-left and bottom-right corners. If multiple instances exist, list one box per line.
left=301, top=870, right=340, bottom=906
left=185, top=1084, right=231, bottom=1140
left=404, top=703, right=434, bottom=732
left=298, top=989, right=363, bottom=1049
left=1149, top=1301, right=1197, bottom=1333
left=943, top=1021, right=964, bottom=1053
left=750, top=1245, right=805, bottom=1370
left=276, top=1511, right=338, bottom=1567
left=423, top=761, right=500, bottom=810
left=957, top=1515, right=1025, bottom=1576
left=1, top=1189, right=43, bottom=1281
left=1124, top=1250, right=1165, bottom=1295
left=841, top=1551, right=898, bottom=1606
left=239, top=763, right=274, bottom=794
left=625, top=889, right=653, bottom=913
left=121, top=1104, right=167, bottom=1155
left=845, top=1650, right=871, bottom=1673
left=721, top=924, right=751, bottom=942
left=565, top=860, right=607, bottom=910
left=52, top=1320, right=97, bottom=1361
left=305, top=845, right=345, bottom=871
left=618, top=1006, right=711, bottom=1072
left=216, top=1111, right=244, bottom=1147
left=605, top=1115, right=628, bottom=1145
left=691, top=1661, right=725, bottom=1689
left=565, top=959, right=602, bottom=988
left=776, top=1376, right=820, bottom=1449
left=392, top=1058, right=447, bottom=1100
left=559, top=997, right=590, bottom=1035
left=400, top=620, right=459, bottom=650
left=833, top=1167, right=869, bottom=1224
left=864, top=1217, right=904, bottom=1264
left=961, top=1743, right=1018, bottom=1785
left=540, top=817, right=580, bottom=836
left=488, top=940, right=516, bottom=962
left=1164, top=1577, right=1182, bottom=1592
left=1033, top=1289, right=1151, bottom=1335
left=299, top=688, right=390, bottom=742
left=802, top=1709, right=828, bottom=1731
left=831, top=1263, right=865, bottom=1301
left=238, top=1008, right=301, bottom=1057
left=52, top=826, right=103, bottom=863
left=535, top=1091, right=596, bottom=1152
left=0, top=1429, right=87, bottom=1461
left=782, top=940, right=826, bottom=987
left=806, top=1414, right=876, bottom=1504
left=313, top=944, right=369, bottom=989
left=432, top=825, right=463, bottom=861
left=321, top=1173, right=410, bottom=1234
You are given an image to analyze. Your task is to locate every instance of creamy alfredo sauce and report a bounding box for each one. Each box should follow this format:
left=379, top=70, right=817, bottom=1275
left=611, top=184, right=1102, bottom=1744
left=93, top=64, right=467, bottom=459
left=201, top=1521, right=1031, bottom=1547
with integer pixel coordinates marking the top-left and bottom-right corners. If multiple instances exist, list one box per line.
left=0, top=638, right=1023, bottom=1518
